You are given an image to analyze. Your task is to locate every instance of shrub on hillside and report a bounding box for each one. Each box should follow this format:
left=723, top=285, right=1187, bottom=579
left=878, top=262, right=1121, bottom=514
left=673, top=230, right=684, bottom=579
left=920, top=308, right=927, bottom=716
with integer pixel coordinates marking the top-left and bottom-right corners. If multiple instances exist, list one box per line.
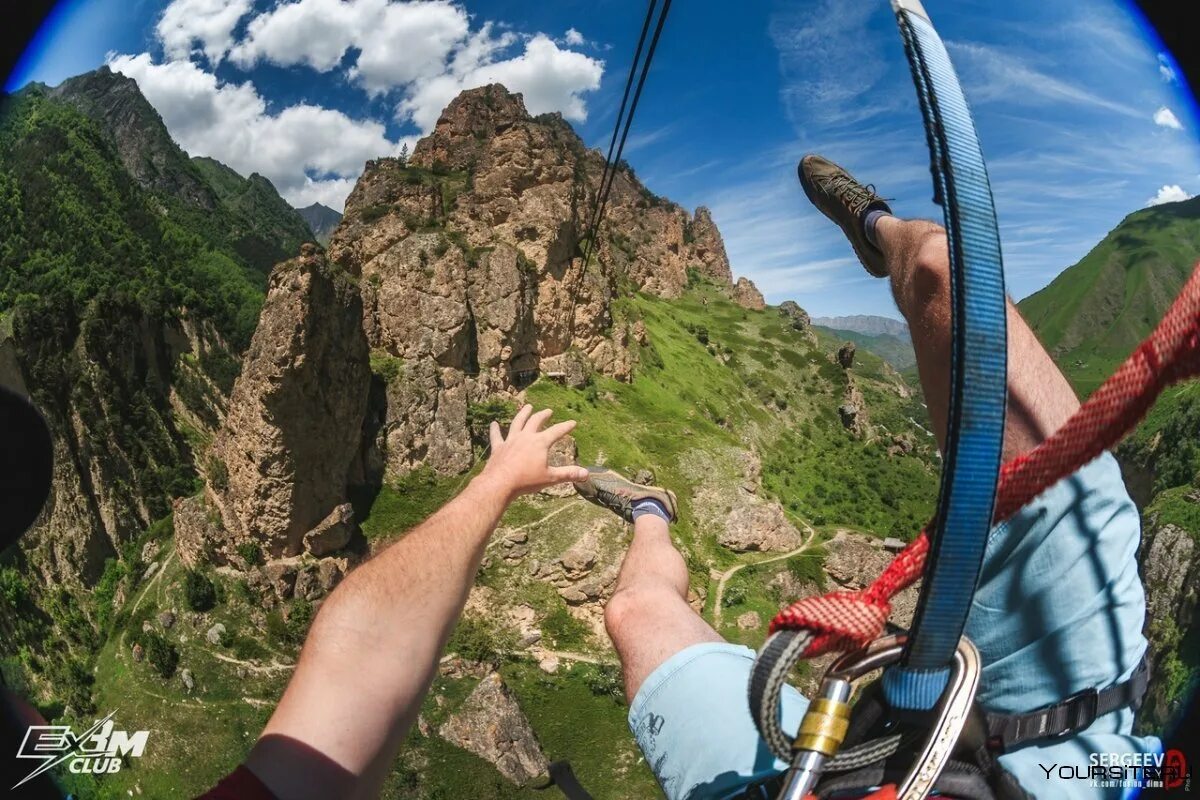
left=141, top=631, right=179, bottom=679
left=184, top=570, right=217, bottom=612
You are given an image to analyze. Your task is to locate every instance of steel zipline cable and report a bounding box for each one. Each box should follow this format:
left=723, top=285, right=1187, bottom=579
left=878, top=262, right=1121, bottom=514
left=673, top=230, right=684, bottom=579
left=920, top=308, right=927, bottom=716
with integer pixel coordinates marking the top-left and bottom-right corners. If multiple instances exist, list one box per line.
left=568, top=0, right=672, bottom=326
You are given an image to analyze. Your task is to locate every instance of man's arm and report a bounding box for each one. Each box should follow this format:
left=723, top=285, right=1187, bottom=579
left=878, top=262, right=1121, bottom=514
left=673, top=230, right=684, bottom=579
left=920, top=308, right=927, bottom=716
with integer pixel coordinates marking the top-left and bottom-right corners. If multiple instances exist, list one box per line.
left=241, top=405, right=589, bottom=800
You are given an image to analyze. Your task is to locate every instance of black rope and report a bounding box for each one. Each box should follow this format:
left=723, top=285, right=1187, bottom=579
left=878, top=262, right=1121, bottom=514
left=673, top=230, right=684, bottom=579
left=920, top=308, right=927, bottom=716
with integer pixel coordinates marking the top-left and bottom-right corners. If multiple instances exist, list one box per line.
left=579, top=0, right=659, bottom=256
left=568, top=0, right=672, bottom=333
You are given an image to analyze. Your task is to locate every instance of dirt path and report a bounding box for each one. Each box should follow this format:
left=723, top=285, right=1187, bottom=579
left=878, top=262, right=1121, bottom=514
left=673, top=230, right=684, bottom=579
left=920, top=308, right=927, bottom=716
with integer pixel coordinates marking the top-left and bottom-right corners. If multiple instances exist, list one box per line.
left=211, top=652, right=295, bottom=674
left=485, top=498, right=579, bottom=552
left=711, top=528, right=816, bottom=626
left=130, top=549, right=175, bottom=615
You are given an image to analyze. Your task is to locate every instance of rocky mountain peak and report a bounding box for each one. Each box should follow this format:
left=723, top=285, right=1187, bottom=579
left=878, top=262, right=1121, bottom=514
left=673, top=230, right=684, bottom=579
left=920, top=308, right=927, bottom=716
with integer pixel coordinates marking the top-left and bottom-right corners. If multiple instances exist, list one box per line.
left=412, top=84, right=535, bottom=172
left=49, top=67, right=218, bottom=210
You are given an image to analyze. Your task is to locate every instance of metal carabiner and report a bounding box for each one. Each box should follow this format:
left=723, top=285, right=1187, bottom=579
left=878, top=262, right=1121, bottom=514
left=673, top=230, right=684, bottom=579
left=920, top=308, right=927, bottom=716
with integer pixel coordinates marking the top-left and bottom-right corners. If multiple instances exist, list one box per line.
left=775, top=634, right=982, bottom=800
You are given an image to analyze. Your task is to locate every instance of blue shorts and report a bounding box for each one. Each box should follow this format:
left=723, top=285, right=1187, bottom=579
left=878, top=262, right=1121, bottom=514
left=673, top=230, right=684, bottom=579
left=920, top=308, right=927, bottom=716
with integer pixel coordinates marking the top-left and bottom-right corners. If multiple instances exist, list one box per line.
left=628, top=452, right=1160, bottom=799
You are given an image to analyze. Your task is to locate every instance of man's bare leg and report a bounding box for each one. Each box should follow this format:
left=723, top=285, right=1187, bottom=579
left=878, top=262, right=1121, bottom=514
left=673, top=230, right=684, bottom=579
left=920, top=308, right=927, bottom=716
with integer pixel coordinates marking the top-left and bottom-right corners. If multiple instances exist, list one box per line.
left=604, top=514, right=724, bottom=701
left=872, top=215, right=1079, bottom=459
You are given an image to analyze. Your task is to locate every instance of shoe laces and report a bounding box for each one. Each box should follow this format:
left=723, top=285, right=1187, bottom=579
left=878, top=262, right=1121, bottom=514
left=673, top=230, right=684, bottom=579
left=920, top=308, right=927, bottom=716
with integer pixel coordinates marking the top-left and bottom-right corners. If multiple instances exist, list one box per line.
left=821, top=174, right=887, bottom=216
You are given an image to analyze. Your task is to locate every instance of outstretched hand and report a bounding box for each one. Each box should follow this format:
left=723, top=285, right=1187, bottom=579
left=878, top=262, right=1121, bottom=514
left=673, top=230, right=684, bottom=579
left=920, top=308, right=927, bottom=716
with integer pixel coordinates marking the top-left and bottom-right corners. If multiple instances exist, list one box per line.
left=477, top=405, right=590, bottom=503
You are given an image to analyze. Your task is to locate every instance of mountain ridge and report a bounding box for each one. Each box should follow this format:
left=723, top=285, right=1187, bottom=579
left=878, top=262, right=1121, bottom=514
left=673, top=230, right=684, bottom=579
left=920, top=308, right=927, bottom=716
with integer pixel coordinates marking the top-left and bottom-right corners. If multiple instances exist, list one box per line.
left=296, top=202, right=342, bottom=244
left=812, top=314, right=908, bottom=338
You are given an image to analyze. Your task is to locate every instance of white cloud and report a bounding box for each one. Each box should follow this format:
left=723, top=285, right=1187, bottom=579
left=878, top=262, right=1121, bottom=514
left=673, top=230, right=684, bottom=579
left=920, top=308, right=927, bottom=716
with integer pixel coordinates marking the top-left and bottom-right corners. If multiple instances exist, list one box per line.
left=107, top=52, right=412, bottom=211
left=157, top=0, right=252, bottom=64
left=397, top=33, right=603, bottom=131
left=1147, top=184, right=1192, bottom=206
left=947, top=41, right=1144, bottom=120
left=1154, top=106, right=1183, bottom=130
left=229, top=0, right=368, bottom=72
left=1158, top=53, right=1178, bottom=83
left=114, top=0, right=604, bottom=210
left=224, top=0, right=602, bottom=116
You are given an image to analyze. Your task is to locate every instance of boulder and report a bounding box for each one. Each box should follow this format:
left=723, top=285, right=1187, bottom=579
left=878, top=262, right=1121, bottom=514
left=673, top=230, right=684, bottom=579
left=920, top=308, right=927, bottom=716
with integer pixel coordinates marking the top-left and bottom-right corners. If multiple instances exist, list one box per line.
left=718, top=499, right=805, bottom=553
left=264, top=562, right=298, bottom=599
left=131, top=643, right=144, bottom=663
left=206, top=623, right=227, bottom=645
left=158, top=611, right=176, bottom=630
left=317, top=559, right=345, bottom=592
left=303, top=503, right=355, bottom=557
left=557, top=528, right=599, bottom=578
left=737, top=611, right=761, bottom=630
left=181, top=669, right=194, bottom=692
left=294, top=567, right=320, bottom=601
left=438, top=672, right=549, bottom=785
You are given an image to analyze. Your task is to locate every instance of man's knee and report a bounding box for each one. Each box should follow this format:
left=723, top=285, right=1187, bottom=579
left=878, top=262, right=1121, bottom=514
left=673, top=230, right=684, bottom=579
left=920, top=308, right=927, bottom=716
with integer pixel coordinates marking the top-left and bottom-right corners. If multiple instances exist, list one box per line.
left=604, top=585, right=653, bottom=642
left=604, top=583, right=685, bottom=644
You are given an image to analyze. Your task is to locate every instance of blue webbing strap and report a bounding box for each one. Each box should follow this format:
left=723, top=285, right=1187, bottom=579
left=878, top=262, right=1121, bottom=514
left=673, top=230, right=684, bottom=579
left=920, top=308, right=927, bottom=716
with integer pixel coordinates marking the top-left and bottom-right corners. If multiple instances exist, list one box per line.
left=883, top=0, right=1008, bottom=711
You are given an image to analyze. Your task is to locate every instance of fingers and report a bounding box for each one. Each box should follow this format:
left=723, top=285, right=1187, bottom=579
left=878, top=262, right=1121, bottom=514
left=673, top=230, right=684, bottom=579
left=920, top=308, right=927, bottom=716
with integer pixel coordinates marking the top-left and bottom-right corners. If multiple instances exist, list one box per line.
left=489, top=420, right=503, bottom=449
left=549, top=464, right=591, bottom=483
left=541, top=419, right=577, bottom=442
left=527, top=408, right=554, bottom=434
left=510, top=403, right=534, bottom=433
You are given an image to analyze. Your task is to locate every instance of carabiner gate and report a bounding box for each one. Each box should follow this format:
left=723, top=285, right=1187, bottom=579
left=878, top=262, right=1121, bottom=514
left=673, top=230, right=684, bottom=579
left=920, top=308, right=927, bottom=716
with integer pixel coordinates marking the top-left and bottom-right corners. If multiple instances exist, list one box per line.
left=776, top=634, right=982, bottom=800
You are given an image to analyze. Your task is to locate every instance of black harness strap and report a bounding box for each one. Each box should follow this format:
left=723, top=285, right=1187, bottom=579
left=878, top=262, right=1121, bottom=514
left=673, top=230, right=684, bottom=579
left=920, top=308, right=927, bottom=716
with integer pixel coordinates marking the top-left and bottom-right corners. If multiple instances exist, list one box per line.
left=983, top=655, right=1151, bottom=753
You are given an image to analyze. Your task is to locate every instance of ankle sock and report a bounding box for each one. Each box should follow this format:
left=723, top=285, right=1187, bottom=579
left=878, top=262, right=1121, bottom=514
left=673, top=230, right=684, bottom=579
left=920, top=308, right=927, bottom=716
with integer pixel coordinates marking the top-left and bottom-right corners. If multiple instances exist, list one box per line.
left=632, top=498, right=671, bottom=523
left=863, top=208, right=891, bottom=250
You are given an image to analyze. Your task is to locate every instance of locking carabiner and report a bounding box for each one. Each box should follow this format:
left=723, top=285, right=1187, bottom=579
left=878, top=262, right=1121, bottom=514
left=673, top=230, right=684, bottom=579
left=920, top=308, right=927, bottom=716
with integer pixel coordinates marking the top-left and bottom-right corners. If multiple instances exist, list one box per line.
left=775, top=634, right=982, bottom=800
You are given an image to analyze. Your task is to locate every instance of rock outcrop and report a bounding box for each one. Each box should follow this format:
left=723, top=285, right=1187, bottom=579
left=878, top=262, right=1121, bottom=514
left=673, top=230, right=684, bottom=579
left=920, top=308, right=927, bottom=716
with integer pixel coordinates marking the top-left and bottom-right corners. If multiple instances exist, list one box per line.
left=438, top=673, right=549, bottom=785
left=198, top=246, right=371, bottom=559
left=779, top=301, right=811, bottom=331
left=718, top=498, right=806, bottom=553
left=326, top=84, right=753, bottom=478
left=837, top=342, right=856, bottom=369
left=732, top=277, right=765, bottom=310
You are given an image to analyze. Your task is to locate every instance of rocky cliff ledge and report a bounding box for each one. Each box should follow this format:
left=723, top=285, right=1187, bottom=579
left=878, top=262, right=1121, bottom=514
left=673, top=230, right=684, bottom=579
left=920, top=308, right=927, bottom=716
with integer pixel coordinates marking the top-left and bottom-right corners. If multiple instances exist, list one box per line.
left=181, top=83, right=764, bottom=563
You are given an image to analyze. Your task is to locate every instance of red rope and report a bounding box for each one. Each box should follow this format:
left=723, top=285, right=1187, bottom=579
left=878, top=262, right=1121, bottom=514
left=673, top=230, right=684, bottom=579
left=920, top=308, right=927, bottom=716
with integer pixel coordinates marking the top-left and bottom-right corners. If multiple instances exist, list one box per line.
left=771, top=264, right=1200, bottom=657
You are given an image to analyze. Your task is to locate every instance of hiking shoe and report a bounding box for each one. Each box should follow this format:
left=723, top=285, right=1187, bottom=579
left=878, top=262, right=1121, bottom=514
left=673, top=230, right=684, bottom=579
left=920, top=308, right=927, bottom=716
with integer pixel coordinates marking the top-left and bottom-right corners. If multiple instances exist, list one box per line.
left=573, top=466, right=678, bottom=523
left=798, top=154, right=892, bottom=277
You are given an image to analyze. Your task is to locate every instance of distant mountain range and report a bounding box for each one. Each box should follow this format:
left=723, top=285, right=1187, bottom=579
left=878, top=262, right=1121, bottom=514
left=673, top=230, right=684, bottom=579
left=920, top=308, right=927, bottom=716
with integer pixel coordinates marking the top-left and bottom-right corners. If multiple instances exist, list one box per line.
left=812, top=314, right=909, bottom=338
left=812, top=315, right=915, bottom=371
left=296, top=202, right=342, bottom=245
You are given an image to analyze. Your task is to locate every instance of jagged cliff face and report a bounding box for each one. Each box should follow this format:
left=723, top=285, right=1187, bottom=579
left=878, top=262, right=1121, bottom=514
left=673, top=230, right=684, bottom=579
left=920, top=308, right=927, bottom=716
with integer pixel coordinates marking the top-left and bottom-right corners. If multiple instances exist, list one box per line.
left=0, top=68, right=310, bottom=587
left=192, top=84, right=760, bottom=557
left=314, top=84, right=751, bottom=478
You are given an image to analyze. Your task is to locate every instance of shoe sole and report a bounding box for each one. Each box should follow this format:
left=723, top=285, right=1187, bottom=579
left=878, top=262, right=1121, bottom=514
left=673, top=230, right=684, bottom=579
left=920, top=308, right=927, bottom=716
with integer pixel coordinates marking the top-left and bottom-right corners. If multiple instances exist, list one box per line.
left=797, top=160, right=890, bottom=279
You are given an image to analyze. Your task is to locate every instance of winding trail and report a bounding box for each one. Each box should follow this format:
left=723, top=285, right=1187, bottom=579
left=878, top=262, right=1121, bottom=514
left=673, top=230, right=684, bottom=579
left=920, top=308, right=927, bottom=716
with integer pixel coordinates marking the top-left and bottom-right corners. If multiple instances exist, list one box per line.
left=711, top=528, right=816, bottom=626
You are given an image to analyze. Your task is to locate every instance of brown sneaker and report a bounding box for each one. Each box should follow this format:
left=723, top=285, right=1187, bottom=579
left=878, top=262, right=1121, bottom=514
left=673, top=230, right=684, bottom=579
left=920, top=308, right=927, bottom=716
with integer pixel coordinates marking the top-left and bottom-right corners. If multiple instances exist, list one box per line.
left=798, top=154, right=892, bottom=277
left=573, top=466, right=678, bottom=523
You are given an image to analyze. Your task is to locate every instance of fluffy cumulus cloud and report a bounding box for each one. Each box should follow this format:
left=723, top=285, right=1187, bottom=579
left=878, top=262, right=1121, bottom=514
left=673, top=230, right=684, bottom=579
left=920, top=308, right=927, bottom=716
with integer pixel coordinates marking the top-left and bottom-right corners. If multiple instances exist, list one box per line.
left=225, top=0, right=602, bottom=116
left=1147, top=184, right=1192, bottom=206
left=1154, top=106, right=1183, bottom=130
left=157, top=0, right=252, bottom=64
left=110, top=0, right=603, bottom=210
left=397, top=32, right=603, bottom=131
left=107, top=52, right=412, bottom=210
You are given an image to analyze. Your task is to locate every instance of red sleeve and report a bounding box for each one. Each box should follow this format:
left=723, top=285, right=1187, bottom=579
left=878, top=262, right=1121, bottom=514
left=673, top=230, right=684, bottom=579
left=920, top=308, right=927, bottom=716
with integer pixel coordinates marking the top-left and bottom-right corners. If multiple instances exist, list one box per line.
left=196, top=765, right=278, bottom=800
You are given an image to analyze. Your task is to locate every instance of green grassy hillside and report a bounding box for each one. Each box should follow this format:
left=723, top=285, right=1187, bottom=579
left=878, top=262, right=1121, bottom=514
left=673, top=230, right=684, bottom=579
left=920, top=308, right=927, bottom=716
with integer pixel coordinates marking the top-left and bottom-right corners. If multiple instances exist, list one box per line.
left=1019, top=197, right=1200, bottom=733
left=1018, top=196, right=1200, bottom=396
left=64, top=281, right=939, bottom=798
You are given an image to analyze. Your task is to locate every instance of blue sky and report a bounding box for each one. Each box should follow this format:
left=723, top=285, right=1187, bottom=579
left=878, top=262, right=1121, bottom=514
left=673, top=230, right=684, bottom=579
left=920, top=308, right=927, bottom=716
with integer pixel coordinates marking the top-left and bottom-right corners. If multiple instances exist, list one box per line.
left=7, top=0, right=1199, bottom=318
